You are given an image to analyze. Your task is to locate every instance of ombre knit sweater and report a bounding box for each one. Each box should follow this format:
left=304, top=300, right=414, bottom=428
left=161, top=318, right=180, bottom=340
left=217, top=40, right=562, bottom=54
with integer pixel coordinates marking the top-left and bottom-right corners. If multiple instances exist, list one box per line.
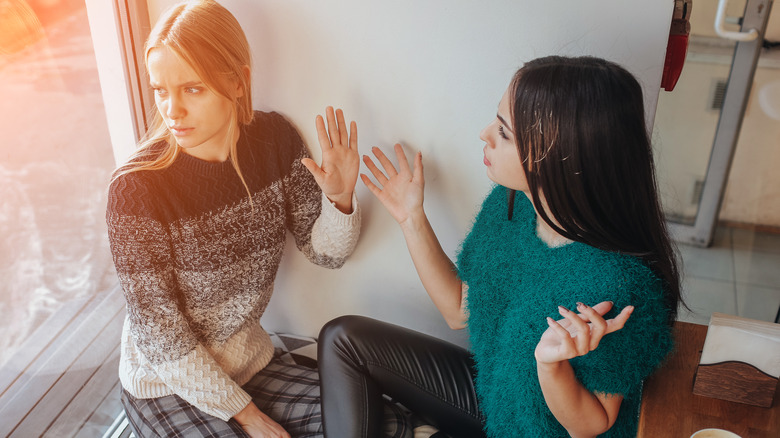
left=457, top=186, right=672, bottom=438
left=106, top=111, right=360, bottom=421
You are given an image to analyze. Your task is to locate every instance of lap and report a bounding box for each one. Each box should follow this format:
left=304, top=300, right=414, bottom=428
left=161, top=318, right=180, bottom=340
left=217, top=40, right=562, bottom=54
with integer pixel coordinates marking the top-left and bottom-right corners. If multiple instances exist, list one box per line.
left=122, top=346, right=413, bottom=438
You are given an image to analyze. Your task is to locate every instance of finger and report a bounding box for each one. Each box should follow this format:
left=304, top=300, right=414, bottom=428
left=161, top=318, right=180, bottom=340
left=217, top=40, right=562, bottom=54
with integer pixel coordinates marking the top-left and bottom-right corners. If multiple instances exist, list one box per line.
left=336, top=108, right=348, bottom=147
left=545, top=316, right=576, bottom=353
left=412, top=150, right=424, bottom=185
left=371, top=146, right=399, bottom=177
left=301, top=157, right=324, bottom=181
left=559, top=306, right=590, bottom=354
left=363, top=154, right=389, bottom=185
left=315, top=114, right=331, bottom=151
left=349, top=120, right=358, bottom=151
left=360, top=173, right=384, bottom=198
left=589, top=300, right=615, bottom=317
left=576, top=302, right=607, bottom=350
left=393, top=143, right=413, bottom=175
left=326, top=106, right=340, bottom=148
left=605, top=305, right=634, bottom=335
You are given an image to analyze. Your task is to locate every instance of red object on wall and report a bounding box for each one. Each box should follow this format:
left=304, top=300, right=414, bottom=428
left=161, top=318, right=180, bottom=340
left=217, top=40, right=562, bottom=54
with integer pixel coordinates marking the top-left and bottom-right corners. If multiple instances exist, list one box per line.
left=661, top=32, right=690, bottom=91
left=661, top=0, right=692, bottom=92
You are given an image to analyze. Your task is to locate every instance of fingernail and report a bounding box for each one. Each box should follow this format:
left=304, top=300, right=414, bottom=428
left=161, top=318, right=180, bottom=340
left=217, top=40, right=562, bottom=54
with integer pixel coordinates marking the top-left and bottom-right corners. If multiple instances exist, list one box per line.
left=558, top=305, right=568, bottom=314
left=576, top=302, right=586, bottom=309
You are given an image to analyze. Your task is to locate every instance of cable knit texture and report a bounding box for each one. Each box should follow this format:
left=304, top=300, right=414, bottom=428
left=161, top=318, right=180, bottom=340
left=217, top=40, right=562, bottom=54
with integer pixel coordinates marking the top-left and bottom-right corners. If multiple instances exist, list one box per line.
left=107, top=111, right=360, bottom=421
left=457, top=186, right=672, bottom=438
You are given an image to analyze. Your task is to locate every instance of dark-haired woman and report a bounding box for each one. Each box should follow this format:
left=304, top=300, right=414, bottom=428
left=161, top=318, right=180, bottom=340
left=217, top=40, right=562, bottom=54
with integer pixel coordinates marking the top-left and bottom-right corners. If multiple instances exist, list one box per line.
left=318, top=56, right=682, bottom=438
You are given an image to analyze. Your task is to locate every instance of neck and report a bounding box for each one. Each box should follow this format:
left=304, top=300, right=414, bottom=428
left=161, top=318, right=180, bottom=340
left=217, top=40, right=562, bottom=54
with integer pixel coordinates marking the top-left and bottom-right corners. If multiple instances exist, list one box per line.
left=535, top=213, right=572, bottom=248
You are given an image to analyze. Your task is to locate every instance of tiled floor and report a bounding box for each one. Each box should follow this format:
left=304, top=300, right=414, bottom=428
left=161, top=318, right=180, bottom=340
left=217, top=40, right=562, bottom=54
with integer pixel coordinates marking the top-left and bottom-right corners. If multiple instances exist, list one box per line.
left=677, top=226, right=780, bottom=325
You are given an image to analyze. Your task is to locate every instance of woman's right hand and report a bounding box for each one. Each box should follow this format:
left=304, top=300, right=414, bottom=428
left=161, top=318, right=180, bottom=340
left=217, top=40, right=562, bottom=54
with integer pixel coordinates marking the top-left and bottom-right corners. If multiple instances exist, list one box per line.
left=233, top=402, right=290, bottom=438
left=361, top=144, right=424, bottom=225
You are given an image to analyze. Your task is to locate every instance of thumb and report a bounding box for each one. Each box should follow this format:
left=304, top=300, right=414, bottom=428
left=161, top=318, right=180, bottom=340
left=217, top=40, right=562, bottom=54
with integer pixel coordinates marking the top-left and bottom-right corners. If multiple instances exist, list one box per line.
left=301, top=157, right=324, bottom=180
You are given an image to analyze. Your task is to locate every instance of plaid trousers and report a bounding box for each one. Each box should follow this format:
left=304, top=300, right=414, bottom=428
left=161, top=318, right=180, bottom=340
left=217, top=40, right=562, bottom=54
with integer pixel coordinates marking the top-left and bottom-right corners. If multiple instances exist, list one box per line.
left=121, top=351, right=413, bottom=438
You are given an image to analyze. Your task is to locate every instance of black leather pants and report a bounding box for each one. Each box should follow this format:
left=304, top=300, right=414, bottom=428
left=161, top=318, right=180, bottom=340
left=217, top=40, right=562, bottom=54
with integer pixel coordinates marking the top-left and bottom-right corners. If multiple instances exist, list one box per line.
left=318, top=315, right=486, bottom=438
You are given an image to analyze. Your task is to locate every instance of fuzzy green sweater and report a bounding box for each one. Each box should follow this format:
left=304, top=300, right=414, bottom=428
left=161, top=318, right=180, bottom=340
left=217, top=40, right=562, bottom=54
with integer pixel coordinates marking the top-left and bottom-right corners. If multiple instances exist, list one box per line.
left=457, top=186, right=673, bottom=438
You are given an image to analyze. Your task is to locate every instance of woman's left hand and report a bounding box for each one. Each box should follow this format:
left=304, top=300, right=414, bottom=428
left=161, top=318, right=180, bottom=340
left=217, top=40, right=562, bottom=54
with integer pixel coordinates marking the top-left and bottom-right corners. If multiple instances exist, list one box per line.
left=302, top=106, right=359, bottom=214
left=534, top=301, right=634, bottom=364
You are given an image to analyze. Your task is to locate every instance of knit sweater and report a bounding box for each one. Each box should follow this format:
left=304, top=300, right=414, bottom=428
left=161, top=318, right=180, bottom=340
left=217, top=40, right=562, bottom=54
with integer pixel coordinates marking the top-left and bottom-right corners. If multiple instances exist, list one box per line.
left=106, top=111, right=360, bottom=421
left=457, top=186, right=672, bottom=438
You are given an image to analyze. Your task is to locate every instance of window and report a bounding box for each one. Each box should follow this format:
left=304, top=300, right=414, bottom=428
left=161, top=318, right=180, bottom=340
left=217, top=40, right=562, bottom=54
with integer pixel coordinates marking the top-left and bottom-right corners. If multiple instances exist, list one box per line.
left=0, top=0, right=146, bottom=435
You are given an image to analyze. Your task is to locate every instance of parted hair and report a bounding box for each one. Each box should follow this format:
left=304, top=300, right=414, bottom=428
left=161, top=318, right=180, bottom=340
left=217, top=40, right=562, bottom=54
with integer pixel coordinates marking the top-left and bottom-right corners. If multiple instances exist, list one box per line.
left=113, top=0, right=253, bottom=192
left=509, top=55, right=682, bottom=322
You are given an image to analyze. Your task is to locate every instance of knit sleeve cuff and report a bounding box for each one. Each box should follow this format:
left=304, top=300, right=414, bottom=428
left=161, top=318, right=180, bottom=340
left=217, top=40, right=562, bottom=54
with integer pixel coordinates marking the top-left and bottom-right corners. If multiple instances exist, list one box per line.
left=309, top=192, right=361, bottom=261
left=215, top=389, right=253, bottom=421
left=320, top=192, right=360, bottom=226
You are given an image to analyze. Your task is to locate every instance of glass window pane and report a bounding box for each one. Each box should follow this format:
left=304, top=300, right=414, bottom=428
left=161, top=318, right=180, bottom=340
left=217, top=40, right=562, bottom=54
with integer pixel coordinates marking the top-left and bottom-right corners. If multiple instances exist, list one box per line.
left=0, top=0, right=120, bottom=435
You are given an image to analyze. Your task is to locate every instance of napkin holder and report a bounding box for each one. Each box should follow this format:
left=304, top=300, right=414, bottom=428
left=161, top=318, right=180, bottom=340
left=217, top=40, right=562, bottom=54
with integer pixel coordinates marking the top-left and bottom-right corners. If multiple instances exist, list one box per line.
left=692, top=312, right=780, bottom=408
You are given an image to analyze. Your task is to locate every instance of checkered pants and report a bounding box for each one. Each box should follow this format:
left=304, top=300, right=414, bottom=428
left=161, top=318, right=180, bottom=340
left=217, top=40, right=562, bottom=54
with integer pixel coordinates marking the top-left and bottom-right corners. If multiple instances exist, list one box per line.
left=121, top=351, right=413, bottom=438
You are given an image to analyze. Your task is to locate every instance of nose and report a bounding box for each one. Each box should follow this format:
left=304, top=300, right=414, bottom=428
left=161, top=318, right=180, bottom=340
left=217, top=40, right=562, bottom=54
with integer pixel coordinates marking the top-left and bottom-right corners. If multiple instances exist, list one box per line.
left=166, top=94, right=185, bottom=120
left=479, top=121, right=493, bottom=147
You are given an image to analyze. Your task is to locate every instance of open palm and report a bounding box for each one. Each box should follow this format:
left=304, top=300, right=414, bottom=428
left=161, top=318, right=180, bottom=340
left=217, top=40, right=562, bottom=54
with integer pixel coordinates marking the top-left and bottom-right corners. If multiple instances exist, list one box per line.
left=301, top=107, right=359, bottom=210
left=361, top=144, right=424, bottom=225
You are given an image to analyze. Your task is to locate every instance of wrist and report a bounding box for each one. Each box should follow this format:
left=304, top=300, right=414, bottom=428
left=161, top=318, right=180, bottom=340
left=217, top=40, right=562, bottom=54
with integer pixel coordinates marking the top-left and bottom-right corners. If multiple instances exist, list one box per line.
left=399, top=208, right=428, bottom=233
left=326, top=192, right=353, bottom=214
left=536, top=358, right=567, bottom=374
left=233, top=401, right=259, bottom=425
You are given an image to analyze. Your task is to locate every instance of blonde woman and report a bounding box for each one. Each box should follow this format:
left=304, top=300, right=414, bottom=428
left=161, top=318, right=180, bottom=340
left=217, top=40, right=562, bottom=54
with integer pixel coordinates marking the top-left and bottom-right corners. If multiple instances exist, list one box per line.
left=106, top=1, right=360, bottom=437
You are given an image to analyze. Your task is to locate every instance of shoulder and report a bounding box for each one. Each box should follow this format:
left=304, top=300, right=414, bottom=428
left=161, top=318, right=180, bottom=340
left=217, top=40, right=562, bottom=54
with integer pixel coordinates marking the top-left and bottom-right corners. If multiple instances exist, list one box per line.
left=107, top=169, right=160, bottom=219
left=245, top=111, right=303, bottom=145
left=241, top=110, right=308, bottom=168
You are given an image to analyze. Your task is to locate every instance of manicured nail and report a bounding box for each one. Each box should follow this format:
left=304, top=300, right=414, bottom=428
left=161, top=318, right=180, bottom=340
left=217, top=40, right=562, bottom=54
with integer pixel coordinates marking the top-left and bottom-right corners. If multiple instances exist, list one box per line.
left=558, top=306, right=569, bottom=314
left=576, top=302, right=586, bottom=309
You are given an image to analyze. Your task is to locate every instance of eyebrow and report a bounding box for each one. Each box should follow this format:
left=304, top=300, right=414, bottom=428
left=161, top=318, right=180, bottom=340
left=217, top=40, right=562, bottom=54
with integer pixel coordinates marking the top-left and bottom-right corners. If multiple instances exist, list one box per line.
left=497, top=114, right=514, bottom=134
left=149, top=80, right=203, bottom=88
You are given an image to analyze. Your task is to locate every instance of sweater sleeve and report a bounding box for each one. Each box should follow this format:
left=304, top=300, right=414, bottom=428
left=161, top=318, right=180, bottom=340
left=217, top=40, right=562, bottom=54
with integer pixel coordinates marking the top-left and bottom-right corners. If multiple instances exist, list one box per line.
left=277, top=116, right=361, bottom=268
left=107, top=178, right=252, bottom=420
left=569, top=265, right=674, bottom=398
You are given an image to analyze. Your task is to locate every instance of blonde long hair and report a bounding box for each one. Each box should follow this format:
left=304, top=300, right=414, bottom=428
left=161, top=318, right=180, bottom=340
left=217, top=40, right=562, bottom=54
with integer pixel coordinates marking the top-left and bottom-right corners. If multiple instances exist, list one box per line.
left=113, top=0, right=254, bottom=197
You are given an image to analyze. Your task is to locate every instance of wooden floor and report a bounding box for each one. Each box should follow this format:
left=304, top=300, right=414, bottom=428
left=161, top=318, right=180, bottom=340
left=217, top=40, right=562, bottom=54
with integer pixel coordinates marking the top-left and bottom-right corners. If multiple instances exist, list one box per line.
left=0, top=284, right=126, bottom=437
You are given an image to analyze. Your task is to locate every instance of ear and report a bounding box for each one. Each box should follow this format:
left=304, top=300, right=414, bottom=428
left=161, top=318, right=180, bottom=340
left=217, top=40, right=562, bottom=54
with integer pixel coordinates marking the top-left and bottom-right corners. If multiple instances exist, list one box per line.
left=236, top=65, right=250, bottom=97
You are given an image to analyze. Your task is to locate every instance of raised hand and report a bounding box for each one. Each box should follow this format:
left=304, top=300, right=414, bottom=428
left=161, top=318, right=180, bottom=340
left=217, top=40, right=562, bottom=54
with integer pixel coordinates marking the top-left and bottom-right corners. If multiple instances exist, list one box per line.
left=361, top=144, right=424, bottom=225
left=534, top=301, right=634, bottom=364
left=301, top=107, right=359, bottom=213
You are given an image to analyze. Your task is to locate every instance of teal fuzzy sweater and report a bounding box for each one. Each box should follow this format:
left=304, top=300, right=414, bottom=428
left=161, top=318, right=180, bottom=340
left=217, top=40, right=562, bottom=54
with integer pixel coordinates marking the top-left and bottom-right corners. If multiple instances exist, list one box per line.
left=457, top=186, right=673, bottom=438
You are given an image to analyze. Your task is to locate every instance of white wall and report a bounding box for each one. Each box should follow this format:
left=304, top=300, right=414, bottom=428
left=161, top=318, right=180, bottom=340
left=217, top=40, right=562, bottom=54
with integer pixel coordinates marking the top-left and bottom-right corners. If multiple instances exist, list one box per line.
left=146, top=0, right=674, bottom=346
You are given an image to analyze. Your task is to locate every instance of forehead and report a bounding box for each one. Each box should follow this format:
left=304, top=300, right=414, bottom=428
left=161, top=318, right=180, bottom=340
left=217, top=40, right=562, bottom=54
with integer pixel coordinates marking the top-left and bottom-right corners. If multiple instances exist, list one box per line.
left=147, top=47, right=200, bottom=85
left=498, top=87, right=513, bottom=127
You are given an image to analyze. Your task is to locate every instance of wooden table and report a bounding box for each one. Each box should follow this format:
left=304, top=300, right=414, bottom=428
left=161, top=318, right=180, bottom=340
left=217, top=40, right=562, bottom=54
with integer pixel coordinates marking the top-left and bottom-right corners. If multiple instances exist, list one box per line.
left=637, top=321, right=780, bottom=437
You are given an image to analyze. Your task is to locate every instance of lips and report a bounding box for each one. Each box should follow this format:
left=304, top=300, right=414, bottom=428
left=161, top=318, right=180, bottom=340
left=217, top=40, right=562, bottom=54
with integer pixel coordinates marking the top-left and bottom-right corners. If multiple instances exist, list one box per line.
left=169, top=126, right=193, bottom=136
left=483, top=148, right=491, bottom=166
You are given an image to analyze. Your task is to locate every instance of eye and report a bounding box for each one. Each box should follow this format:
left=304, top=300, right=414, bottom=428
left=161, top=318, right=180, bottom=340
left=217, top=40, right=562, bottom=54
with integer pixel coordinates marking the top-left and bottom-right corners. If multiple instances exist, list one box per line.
left=153, top=88, right=167, bottom=97
left=185, top=87, right=202, bottom=94
left=498, top=125, right=510, bottom=140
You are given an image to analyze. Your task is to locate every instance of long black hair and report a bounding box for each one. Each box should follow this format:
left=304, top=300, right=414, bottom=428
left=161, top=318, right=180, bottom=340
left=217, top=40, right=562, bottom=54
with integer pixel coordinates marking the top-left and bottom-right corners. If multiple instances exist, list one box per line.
left=509, top=55, right=683, bottom=322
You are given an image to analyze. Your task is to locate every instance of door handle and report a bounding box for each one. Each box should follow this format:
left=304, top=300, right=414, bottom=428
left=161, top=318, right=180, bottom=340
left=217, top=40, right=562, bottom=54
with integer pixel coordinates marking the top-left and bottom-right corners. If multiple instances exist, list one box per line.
left=715, top=0, right=759, bottom=41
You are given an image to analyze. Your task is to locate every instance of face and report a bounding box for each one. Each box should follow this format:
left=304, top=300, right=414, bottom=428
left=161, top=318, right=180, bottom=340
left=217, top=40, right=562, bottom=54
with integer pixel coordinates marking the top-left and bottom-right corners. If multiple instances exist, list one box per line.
left=147, top=47, right=239, bottom=162
left=480, top=87, right=529, bottom=192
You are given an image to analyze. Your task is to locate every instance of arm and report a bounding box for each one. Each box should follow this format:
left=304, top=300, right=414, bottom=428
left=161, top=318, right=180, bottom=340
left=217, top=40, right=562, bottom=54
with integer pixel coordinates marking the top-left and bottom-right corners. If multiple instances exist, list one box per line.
left=281, top=110, right=360, bottom=267
left=362, top=144, right=467, bottom=329
left=534, top=301, right=634, bottom=438
left=107, top=185, right=286, bottom=436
